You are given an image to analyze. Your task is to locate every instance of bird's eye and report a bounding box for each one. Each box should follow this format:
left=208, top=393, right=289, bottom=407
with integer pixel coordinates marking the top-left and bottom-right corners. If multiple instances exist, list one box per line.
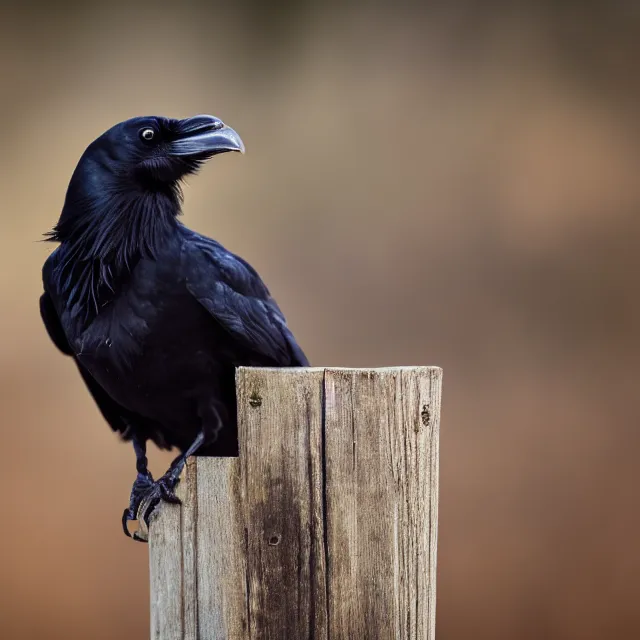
left=140, top=128, right=156, bottom=142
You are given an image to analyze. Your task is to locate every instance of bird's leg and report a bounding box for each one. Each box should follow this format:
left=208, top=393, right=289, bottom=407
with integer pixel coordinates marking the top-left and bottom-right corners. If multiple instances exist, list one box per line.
left=153, top=402, right=224, bottom=495
left=128, top=403, right=224, bottom=543
left=164, top=430, right=206, bottom=483
left=122, top=436, right=155, bottom=539
left=134, top=437, right=151, bottom=475
left=159, top=400, right=225, bottom=490
left=129, top=432, right=207, bottom=543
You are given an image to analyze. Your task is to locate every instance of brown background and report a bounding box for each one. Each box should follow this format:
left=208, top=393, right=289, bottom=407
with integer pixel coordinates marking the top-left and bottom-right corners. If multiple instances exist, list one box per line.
left=1, top=1, right=639, bottom=638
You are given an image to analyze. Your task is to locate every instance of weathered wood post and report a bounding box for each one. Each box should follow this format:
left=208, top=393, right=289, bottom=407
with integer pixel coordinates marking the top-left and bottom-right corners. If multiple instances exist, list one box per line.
left=149, top=366, right=442, bottom=639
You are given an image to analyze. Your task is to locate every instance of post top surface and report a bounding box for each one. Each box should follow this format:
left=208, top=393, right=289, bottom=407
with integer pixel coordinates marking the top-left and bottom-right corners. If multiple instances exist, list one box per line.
left=236, top=365, right=442, bottom=374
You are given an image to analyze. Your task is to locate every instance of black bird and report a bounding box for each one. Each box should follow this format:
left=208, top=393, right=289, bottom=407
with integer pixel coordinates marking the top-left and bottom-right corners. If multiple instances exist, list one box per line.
left=40, top=115, right=308, bottom=540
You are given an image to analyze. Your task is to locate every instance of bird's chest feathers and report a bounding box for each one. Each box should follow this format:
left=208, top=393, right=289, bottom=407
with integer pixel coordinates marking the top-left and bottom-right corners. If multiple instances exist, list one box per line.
left=72, top=260, right=178, bottom=375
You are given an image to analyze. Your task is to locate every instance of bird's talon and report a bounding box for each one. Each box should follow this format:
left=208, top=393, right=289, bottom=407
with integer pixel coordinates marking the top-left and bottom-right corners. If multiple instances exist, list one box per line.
left=122, top=508, right=135, bottom=538
left=133, top=531, right=148, bottom=543
left=121, top=471, right=183, bottom=541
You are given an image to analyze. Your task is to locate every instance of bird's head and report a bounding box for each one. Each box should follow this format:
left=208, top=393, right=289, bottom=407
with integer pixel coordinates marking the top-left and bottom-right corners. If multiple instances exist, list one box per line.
left=50, top=113, right=245, bottom=261
left=80, top=114, right=245, bottom=190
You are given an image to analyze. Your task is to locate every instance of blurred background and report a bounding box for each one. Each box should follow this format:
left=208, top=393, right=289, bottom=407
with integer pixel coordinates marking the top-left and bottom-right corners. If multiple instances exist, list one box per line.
left=1, top=0, right=639, bottom=638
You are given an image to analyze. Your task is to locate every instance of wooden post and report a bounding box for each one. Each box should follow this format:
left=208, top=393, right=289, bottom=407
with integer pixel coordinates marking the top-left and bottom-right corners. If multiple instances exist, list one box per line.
left=149, top=366, right=442, bottom=639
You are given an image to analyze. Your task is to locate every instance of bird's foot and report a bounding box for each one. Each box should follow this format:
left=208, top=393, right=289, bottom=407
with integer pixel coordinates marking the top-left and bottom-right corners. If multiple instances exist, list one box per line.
left=122, top=469, right=182, bottom=542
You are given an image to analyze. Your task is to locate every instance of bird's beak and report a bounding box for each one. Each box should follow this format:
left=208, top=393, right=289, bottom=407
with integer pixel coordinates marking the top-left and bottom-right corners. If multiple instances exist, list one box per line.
left=169, top=114, right=245, bottom=158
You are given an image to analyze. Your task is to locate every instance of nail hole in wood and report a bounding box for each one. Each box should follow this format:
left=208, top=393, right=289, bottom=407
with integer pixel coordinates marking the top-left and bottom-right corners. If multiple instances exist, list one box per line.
left=421, top=403, right=431, bottom=428
left=249, top=391, right=262, bottom=408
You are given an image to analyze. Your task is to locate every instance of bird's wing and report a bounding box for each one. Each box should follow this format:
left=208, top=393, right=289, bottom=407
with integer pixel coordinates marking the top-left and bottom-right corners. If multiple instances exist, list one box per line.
left=183, top=233, right=309, bottom=366
left=40, top=290, right=155, bottom=438
left=73, top=361, right=134, bottom=436
left=40, top=291, right=73, bottom=355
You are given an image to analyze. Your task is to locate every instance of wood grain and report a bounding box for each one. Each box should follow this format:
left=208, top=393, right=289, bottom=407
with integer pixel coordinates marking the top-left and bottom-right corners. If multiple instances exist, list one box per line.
left=195, top=457, right=247, bottom=639
left=324, top=367, right=441, bottom=640
left=149, top=457, right=246, bottom=640
left=237, top=367, right=328, bottom=640
left=149, top=459, right=191, bottom=640
left=148, top=366, right=441, bottom=640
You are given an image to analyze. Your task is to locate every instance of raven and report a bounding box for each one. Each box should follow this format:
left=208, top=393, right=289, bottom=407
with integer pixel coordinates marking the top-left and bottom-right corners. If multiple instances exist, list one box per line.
left=40, top=115, right=308, bottom=541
